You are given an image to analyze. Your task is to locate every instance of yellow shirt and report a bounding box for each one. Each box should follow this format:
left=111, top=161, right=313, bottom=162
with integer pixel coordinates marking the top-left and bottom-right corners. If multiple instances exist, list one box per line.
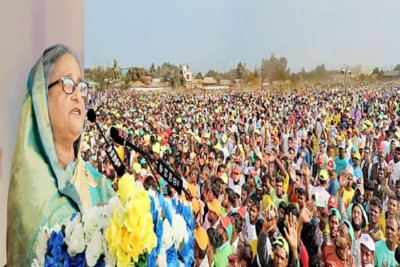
left=343, top=188, right=355, bottom=210
left=338, top=133, right=346, bottom=142
left=379, top=212, right=387, bottom=237
left=283, top=173, right=289, bottom=194
left=326, top=115, right=333, bottom=125
left=368, top=227, right=385, bottom=242
left=312, top=135, right=319, bottom=154
left=277, top=171, right=290, bottom=194
left=334, top=114, right=341, bottom=126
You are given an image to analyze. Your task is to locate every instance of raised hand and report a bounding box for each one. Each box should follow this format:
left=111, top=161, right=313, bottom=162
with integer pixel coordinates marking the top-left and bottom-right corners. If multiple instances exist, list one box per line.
left=339, top=172, right=348, bottom=188
left=299, top=201, right=313, bottom=224
left=284, top=213, right=298, bottom=259
left=269, top=154, right=276, bottom=164
left=261, top=209, right=275, bottom=234
left=386, top=165, right=394, bottom=176
left=301, top=162, right=310, bottom=178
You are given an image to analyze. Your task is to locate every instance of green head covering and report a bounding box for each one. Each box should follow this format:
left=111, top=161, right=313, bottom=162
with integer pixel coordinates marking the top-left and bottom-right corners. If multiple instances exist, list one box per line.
left=342, top=220, right=355, bottom=243
left=329, top=208, right=342, bottom=222
left=347, top=202, right=368, bottom=229
left=7, top=53, right=114, bottom=266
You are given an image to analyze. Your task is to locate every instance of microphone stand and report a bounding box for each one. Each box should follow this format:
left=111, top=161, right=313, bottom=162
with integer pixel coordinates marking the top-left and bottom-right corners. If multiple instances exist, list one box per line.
left=111, top=127, right=192, bottom=200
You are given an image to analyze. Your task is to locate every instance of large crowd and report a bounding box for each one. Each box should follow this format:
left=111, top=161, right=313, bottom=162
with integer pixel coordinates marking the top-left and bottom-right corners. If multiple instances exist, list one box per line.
left=82, top=82, right=400, bottom=267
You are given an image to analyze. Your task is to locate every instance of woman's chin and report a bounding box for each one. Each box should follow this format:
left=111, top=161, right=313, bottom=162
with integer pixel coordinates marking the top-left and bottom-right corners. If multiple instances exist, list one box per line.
left=69, top=127, right=84, bottom=141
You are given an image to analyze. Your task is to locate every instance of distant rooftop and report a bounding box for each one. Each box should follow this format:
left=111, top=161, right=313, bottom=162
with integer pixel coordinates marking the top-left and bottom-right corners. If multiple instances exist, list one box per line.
left=383, top=70, right=400, bottom=77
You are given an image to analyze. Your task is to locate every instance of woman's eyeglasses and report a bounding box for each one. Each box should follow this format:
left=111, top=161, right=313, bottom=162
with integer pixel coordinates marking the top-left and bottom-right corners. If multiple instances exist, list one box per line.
left=48, top=77, right=88, bottom=98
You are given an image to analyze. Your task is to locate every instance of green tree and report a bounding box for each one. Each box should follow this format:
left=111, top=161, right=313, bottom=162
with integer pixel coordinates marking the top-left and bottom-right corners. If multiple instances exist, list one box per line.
left=195, top=72, right=203, bottom=79
left=205, top=69, right=222, bottom=81
left=394, top=64, right=400, bottom=71
left=372, top=67, right=380, bottom=74
left=84, top=66, right=114, bottom=90
left=314, top=64, right=329, bottom=80
left=157, top=62, right=185, bottom=88
left=236, top=62, right=245, bottom=79
left=149, top=63, right=156, bottom=76
left=253, top=65, right=259, bottom=79
left=112, top=59, right=121, bottom=80
left=289, top=73, right=301, bottom=84
left=261, top=53, right=290, bottom=82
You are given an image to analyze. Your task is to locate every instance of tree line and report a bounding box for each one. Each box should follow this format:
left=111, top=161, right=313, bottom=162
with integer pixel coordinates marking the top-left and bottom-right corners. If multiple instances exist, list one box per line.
left=85, top=55, right=400, bottom=90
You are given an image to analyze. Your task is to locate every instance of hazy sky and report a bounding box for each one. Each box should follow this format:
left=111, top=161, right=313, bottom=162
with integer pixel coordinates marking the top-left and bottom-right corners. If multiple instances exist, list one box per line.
left=85, top=0, right=400, bottom=73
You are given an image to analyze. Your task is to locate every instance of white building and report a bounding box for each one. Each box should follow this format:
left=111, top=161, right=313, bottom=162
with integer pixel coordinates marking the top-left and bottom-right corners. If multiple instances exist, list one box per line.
left=182, top=64, right=193, bottom=84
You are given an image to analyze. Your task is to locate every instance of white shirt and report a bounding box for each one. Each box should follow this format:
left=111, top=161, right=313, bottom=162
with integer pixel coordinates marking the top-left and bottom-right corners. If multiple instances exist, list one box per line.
left=198, top=256, right=209, bottom=267
left=244, top=221, right=257, bottom=243
left=203, top=215, right=220, bottom=230
left=282, top=133, right=289, bottom=154
left=389, top=159, right=400, bottom=184
left=231, top=237, right=240, bottom=253
left=381, top=140, right=390, bottom=156
left=310, top=186, right=330, bottom=207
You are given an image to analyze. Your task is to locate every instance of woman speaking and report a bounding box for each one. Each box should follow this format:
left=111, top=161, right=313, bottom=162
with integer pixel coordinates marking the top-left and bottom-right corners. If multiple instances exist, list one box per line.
left=7, top=45, right=115, bottom=265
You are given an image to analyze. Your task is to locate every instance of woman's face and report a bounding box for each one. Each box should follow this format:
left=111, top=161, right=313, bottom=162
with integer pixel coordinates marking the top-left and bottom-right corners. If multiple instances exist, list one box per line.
left=48, top=53, right=85, bottom=145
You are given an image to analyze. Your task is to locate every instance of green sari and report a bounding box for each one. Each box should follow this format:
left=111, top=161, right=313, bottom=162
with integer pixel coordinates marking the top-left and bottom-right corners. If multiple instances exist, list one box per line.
left=7, top=56, right=115, bottom=266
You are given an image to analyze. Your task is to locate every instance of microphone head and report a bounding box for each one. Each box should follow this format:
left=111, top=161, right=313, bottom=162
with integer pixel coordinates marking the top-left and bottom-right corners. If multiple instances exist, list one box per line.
left=110, top=127, right=124, bottom=145
left=87, top=109, right=96, bottom=123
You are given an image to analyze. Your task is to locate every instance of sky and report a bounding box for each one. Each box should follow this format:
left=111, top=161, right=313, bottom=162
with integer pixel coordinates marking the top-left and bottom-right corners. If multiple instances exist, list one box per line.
left=85, top=0, right=400, bottom=74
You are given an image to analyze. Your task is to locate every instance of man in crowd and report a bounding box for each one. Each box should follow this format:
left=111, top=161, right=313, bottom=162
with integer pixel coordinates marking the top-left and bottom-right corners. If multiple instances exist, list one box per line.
left=323, top=220, right=355, bottom=266
left=360, top=233, right=375, bottom=267
left=374, top=216, right=399, bottom=267
left=194, top=226, right=210, bottom=267
left=215, top=216, right=233, bottom=267
left=365, top=197, right=385, bottom=242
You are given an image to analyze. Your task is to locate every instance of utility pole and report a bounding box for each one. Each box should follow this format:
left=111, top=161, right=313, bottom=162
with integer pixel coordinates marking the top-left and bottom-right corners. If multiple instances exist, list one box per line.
left=341, top=67, right=351, bottom=94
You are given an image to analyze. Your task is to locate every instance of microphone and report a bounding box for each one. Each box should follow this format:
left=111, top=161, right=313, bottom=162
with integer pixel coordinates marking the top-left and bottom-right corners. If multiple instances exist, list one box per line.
left=87, top=109, right=126, bottom=177
left=87, top=109, right=96, bottom=124
left=110, top=127, right=187, bottom=196
left=110, top=127, right=154, bottom=161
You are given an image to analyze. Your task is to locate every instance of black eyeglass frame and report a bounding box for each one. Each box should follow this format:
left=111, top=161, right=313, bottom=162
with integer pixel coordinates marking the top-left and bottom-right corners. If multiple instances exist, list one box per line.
left=48, top=77, right=89, bottom=97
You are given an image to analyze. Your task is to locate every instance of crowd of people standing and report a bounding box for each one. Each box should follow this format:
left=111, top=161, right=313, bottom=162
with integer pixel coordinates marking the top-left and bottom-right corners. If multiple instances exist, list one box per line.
left=83, top=82, right=400, bottom=267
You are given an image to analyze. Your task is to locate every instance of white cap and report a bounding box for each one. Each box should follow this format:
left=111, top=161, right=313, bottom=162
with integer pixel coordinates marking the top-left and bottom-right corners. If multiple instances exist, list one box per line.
left=360, top=234, right=375, bottom=252
left=344, top=165, right=354, bottom=177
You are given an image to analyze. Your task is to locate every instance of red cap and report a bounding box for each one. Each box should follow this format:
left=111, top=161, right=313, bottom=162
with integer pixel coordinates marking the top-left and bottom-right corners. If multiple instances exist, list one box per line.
left=250, top=171, right=258, bottom=177
left=317, top=153, right=323, bottom=164
left=161, top=139, right=168, bottom=146
left=328, top=195, right=337, bottom=209
left=378, top=145, right=383, bottom=152
left=327, top=160, right=334, bottom=171
left=233, top=165, right=240, bottom=174
left=322, top=207, right=329, bottom=215
left=238, top=206, right=246, bottom=219
left=236, top=156, right=241, bottom=163
left=215, top=172, right=222, bottom=178
left=220, top=216, right=232, bottom=230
